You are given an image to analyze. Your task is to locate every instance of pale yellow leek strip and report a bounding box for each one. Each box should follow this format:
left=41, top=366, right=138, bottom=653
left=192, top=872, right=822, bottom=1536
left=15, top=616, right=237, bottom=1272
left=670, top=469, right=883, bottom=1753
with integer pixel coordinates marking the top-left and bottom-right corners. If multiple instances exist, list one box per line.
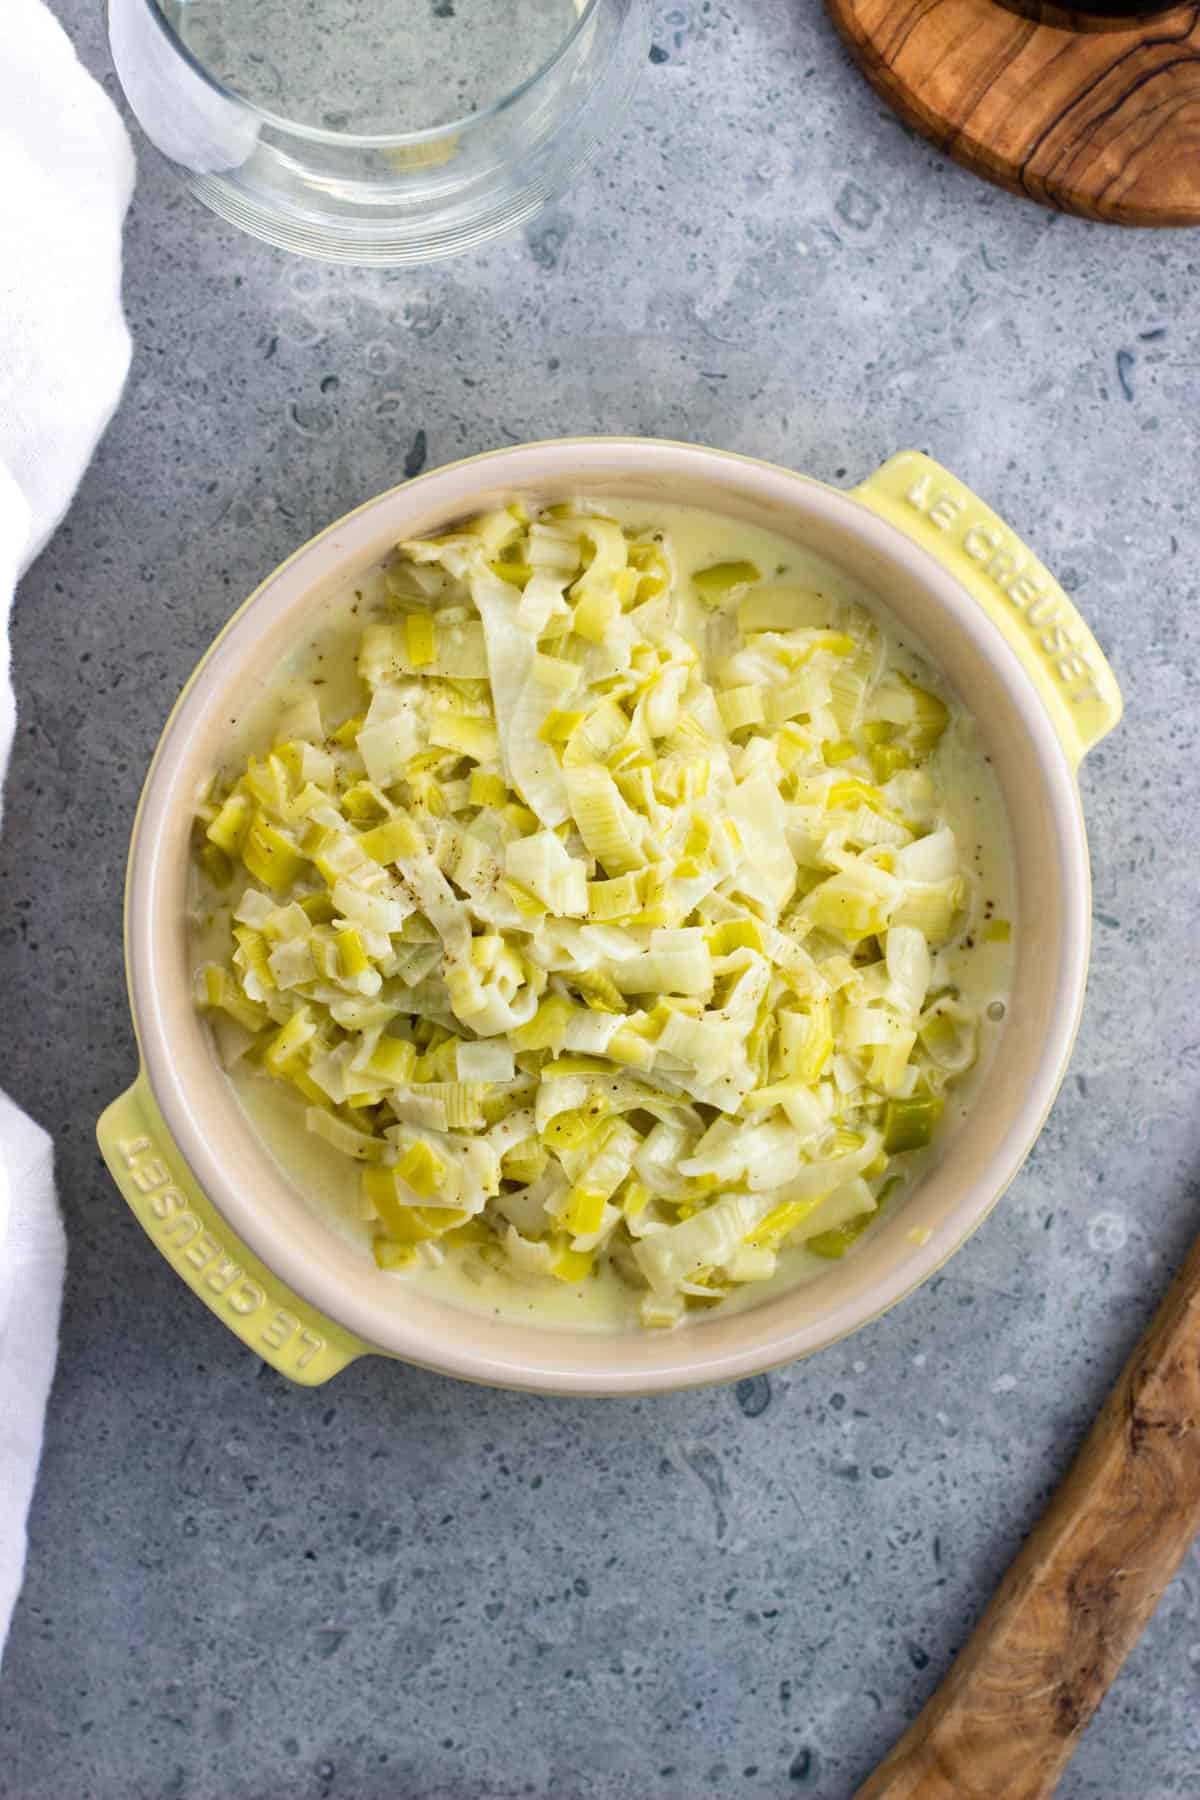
left=560, top=696, right=629, bottom=769
left=643, top=664, right=688, bottom=739
left=872, top=672, right=950, bottom=750
left=868, top=1026, right=917, bottom=1095
left=693, top=561, right=760, bottom=606
left=428, top=709, right=500, bottom=764
left=356, top=815, right=423, bottom=866
left=551, top=1245, right=596, bottom=1284
left=405, top=613, right=437, bottom=668
left=610, top=946, right=714, bottom=999
left=890, top=879, right=964, bottom=943
left=633, top=1191, right=771, bottom=1295
left=826, top=778, right=910, bottom=830
left=778, top=999, right=833, bottom=1082
left=572, top=586, right=620, bottom=645
left=742, top=1078, right=828, bottom=1136
left=331, top=881, right=410, bottom=937
left=716, top=685, right=766, bottom=733
left=513, top=993, right=577, bottom=1051
left=305, top=1108, right=388, bottom=1162
left=828, top=640, right=880, bottom=737
left=654, top=1010, right=743, bottom=1083
left=736, top=586, right=833, bottom=632
left=564, top=763, right=645, bottom=876
left=802, top=862, right=900, bottom=943
left=918, top=1000, right=979, bottom=1076
left=586, top=871, right=643, bottom=922
left=787, top=1177, right=877, bottom=1246
left=569, top=519, right=628, bottom=604
left=406, top=1082, right=490, bottom=1130
left=505, top=830, right=588, bottom=916
left=241, top=814, right=306, bottom=892
left=606, top=1027, right=657, bottom=1070
left=569, top=968, right=626, bottom=1013
left=502, top=652, right=581, bottom=829
left=232, top=925, right=275, bottom=999
left=358, top=619, right=488, bottom=683
left=242, top=753, right=295, bottom=820
left=195, top=964, right=269, bottom=1036
left=464, top=507, right=527, bottom=554
left=264, top=1005, right=317, bottom=1076
left=469, top=769, right=508, bottom=809
left=360, top=1035, right=418, bottom=1085
left=206, top=790, right=253, bottom=855
left=527, top=521, right=583, bottom=574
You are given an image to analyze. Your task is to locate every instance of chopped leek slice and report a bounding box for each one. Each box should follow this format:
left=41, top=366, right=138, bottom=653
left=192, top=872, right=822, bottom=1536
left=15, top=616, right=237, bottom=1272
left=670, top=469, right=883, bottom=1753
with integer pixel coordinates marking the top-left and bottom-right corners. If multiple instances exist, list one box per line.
left=242, top=815, right=305, bottom=892
left=882, top=1095, right=942, bottom=1153
left=693, top=561, right=761, bottom=604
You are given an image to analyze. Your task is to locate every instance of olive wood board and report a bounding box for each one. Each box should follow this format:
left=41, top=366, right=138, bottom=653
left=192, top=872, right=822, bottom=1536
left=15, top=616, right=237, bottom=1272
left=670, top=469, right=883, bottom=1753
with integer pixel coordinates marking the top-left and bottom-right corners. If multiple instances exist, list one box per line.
left=826, top=0, right=1200, bottom=225
left=856, top=1226, right=1200, bottom=1797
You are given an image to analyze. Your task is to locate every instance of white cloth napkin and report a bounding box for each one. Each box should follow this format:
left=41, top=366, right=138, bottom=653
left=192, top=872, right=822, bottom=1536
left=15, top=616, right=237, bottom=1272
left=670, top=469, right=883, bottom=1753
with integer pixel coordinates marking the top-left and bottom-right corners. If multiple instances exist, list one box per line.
left=0, top=0, right=134, bottom=1661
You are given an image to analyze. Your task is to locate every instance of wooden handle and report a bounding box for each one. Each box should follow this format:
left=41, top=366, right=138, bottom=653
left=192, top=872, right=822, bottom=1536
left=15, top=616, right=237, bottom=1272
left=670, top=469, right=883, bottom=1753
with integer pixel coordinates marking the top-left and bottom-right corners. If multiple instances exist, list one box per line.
left=857, top=1232, right=1200, bottom=1800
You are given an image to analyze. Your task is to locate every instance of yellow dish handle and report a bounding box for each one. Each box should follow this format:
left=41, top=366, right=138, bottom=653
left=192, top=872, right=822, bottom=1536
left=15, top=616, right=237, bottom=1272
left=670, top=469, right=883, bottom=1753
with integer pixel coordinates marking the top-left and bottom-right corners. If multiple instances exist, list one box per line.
left=852, top=452, right=1122, bottom=768
left=98, top=1074, right=369, bottom=1386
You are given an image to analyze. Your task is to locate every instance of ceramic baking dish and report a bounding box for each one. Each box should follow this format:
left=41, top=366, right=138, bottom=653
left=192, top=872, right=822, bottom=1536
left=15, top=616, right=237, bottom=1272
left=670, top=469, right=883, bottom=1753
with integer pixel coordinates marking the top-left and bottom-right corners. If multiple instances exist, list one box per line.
left=97, top=440, right=1121, bottom=1391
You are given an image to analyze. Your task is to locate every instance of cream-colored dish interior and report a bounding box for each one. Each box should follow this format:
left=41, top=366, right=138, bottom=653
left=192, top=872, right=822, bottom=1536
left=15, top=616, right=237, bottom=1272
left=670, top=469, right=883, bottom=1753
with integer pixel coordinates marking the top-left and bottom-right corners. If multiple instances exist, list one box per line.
left=126, top=442, right=1089, bottom=1392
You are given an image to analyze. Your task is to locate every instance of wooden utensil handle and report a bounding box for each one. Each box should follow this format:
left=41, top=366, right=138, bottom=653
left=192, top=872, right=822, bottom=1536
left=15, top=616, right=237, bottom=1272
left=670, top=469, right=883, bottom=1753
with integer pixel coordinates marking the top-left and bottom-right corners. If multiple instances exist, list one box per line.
left=857, top=1232, right=1200, bottom=1800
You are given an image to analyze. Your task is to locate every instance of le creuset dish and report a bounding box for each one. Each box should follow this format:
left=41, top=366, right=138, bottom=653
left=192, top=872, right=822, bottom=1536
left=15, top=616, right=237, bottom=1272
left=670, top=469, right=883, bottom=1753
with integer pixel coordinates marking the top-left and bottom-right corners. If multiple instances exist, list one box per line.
left=98, top=439, right=1121, bottom=1392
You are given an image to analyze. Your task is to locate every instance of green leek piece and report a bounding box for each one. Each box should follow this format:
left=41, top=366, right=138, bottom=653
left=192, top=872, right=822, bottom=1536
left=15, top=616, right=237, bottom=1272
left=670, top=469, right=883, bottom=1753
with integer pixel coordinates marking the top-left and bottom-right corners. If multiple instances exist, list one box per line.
left=489, top=557, right=533, bottom=589
left=232, top=925, right=274, bottom=992
left=706, top=918, right=763, bottom=956
left=717, top=685, right=766, bottom=733
left=908, top=684, right=949, bottom=751
left=358, top=816, right=424, bottom=864
left=882, top=1095, right=941, bottom=1153
left=394, top=1139, right=445, bottom=1198
left=241, top=814, right=306, bottom=892
left=335, top=927, right=370, bottom=980
left=822, top=739, right=858, bottom=767
left=807, top=1178, right=902, bottom=1259
left=469, top=769, right=508, bottom=808
left=550, top=1246, right=594, bottom=1283
left=572, top=587, right=620, bottom=644
left=564, top=764, right=643, bottom=876
left=206, top=790, right=253, bottom=854
left=869, top=742, right=911, bottom=784
left=405, top=613, right=436, bottom=668
left=559, top=1187, right=607, bottom=1238
left=373, top=1237, right=417, bottom=1270
left=737, top=585, right=831, bottom=633
left=693, top=560, right=760, bottom=605
left=196, top=964, right=268, bottom=1036
left=805, top=1216, right=874, bottom=1260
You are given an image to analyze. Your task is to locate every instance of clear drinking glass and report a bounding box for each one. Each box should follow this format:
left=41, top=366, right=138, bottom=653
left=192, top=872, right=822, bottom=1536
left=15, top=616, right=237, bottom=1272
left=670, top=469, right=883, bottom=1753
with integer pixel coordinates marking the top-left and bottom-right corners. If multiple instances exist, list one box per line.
left=108, top=0, right=649, bottom=265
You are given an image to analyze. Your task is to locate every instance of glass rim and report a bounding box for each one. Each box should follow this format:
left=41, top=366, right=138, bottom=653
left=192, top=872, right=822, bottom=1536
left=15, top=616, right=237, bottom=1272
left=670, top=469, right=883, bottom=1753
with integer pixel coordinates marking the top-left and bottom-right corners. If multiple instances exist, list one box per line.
left=141, top=0, right=604, bottom=148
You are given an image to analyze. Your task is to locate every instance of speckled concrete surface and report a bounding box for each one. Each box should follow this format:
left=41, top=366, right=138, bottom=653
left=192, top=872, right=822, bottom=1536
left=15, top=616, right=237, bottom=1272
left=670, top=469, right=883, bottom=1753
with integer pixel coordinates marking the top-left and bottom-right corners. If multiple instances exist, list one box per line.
left=1, top=3, right=1198, bottom=1796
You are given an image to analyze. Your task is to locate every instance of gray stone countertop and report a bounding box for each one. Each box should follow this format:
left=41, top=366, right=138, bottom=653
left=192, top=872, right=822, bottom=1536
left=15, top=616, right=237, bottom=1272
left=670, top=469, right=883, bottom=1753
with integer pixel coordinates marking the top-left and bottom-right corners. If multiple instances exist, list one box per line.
left=2, top=2, right=1199, bottom=1796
